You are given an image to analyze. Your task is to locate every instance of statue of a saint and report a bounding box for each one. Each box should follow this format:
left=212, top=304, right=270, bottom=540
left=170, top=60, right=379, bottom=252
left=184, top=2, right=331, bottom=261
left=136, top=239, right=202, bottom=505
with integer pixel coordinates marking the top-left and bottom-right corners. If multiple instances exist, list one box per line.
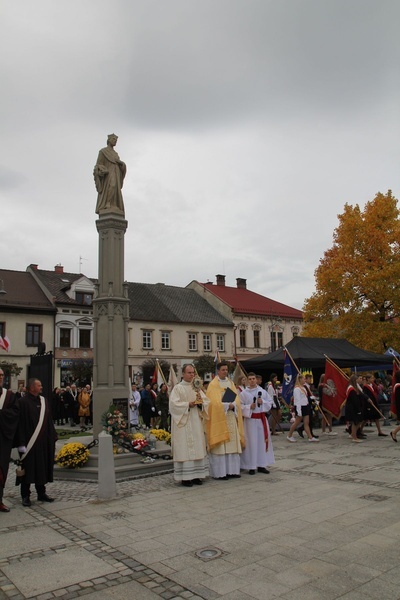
left=94, top=134, right=127, bottom=216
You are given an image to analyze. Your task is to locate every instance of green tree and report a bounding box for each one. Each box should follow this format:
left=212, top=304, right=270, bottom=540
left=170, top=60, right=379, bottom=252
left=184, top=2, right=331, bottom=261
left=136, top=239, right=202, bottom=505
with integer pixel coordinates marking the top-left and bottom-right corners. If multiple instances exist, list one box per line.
left=141, top=358, right=170, bottom=385
left=303, top=190, right=400, bottom=353
left=0, top=360, right=23, bottom=388
left=70, top=360, right=93, bottom=386
left=193, top=355, right=216, bottom=378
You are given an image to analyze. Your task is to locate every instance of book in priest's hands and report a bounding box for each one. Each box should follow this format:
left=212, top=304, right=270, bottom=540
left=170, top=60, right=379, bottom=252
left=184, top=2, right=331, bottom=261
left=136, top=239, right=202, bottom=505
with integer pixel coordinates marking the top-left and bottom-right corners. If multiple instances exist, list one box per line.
left=221, top=387, right=237, bottom=403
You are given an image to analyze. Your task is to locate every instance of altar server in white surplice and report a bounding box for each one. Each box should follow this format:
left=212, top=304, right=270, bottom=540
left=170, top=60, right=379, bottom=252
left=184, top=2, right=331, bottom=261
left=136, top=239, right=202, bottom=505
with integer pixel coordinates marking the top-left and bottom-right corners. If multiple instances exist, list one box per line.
left=240, top=372, right=275, bottom=475
left=169, top=364, right=209, bottom=487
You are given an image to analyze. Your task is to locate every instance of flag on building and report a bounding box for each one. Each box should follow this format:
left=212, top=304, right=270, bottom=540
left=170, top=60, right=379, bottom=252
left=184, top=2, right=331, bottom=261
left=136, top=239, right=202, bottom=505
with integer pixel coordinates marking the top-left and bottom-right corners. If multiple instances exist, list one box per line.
left=167, top=365, right=178, bottom=394
left=322, top=358, right=349, bottom=418
left=281, top=349, right=299, bottom=404
left=0, top=336, right=10, bottom=352
left=390, top=359, right=399, bottom=418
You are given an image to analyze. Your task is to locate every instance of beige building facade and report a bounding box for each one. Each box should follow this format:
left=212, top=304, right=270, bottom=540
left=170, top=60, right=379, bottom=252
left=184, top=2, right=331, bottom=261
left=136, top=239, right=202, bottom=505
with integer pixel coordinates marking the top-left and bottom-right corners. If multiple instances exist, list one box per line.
left=0, top=269, right=55, bottom=391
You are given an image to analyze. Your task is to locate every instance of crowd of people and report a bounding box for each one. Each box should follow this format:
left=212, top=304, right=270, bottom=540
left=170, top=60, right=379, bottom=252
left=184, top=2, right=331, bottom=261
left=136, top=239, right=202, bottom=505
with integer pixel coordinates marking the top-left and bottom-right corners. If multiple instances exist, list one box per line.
left=49, top=384, right=93, bottom=429
left=1, top=364, right=398, bottom=509
left=285, top=370, right=396, bottom=444
left=168, top=363, right=400, bottom=487
left=129, top=382, right=171, bottom=431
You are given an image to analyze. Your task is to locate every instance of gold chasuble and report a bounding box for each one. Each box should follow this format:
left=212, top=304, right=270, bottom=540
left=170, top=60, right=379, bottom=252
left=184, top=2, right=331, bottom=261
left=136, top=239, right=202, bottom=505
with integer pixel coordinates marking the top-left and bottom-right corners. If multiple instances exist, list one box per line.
left=206, top=377, right=245, bottom=451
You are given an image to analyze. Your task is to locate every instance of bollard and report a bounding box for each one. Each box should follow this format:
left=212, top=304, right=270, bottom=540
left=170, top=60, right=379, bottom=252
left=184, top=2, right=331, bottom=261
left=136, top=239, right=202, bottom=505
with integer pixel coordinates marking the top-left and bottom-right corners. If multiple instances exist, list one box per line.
left=98, top=431, right=117, bottom=500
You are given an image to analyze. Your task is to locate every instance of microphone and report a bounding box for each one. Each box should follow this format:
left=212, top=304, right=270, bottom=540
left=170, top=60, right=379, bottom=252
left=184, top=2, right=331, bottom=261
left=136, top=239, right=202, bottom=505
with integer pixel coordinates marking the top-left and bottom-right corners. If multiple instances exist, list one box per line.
left=257, top=391, right=262, bottom=406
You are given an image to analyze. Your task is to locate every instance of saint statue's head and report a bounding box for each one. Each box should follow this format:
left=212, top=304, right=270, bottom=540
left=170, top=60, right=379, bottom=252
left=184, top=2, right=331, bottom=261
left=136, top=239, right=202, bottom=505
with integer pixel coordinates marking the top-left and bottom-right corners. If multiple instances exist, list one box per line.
left=107, top=133, right=118, bottom=147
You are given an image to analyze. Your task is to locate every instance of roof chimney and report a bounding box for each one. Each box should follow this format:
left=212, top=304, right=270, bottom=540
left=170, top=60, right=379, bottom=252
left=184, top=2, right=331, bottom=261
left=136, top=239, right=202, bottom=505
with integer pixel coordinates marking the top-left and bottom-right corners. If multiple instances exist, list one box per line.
left=216, top=274, right=226, bottom=286
left=236, top=278, right=247, bottom=289
left=54, top=265, right=64, bottom=274
left=29, top=264, right=38, bottom=271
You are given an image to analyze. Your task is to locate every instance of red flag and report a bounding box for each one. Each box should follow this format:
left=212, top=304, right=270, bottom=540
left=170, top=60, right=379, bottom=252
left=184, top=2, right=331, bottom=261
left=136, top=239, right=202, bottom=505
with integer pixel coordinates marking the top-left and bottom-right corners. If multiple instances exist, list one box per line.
left=322, top=359, right=349, bottom=418
left=0, top=336, right=10, bottom=352
left=390, top=360, right=399, bottom=418
left=151, top=366, right=157, bottom=385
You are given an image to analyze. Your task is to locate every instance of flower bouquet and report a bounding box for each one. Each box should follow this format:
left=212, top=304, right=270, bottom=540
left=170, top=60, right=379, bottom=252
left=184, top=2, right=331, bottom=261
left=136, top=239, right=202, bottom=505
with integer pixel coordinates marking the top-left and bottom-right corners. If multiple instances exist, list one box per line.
left=101, top=405, right=128, bottom=438
left=113, top=430, right=149, bottom=452
left=56, top=442, right=90, bottom=469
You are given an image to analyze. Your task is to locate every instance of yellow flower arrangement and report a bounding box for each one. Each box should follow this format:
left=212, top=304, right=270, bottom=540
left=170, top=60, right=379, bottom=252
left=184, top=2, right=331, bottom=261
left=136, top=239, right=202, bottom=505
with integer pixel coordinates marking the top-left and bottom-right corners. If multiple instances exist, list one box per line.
left=56, top=442, right=90, bottom=469
left=149, top=428, right=171, bottom=445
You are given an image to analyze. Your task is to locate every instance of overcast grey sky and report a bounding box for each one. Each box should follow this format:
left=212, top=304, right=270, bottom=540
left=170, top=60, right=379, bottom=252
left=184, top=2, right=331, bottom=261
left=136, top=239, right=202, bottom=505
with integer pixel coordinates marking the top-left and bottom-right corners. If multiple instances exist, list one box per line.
left=1, top=0, right=399, bottom=309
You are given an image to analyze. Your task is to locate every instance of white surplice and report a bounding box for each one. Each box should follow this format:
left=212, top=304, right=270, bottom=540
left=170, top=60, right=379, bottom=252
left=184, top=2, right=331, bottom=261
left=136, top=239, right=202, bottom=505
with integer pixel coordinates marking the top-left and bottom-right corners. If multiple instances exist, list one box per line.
left=240, top=385, right=275, bottom=470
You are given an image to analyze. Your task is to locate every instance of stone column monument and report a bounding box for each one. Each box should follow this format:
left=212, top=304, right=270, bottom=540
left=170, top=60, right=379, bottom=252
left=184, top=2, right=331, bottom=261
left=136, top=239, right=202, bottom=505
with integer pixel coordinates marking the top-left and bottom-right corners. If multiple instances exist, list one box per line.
left=92, top=134, right=130, bottom=437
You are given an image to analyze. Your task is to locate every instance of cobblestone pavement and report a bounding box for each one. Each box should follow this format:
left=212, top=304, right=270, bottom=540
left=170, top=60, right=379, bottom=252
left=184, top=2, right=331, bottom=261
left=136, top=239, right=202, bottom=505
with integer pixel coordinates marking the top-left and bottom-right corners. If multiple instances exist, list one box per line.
left=2, top=427, right=400, bottom=600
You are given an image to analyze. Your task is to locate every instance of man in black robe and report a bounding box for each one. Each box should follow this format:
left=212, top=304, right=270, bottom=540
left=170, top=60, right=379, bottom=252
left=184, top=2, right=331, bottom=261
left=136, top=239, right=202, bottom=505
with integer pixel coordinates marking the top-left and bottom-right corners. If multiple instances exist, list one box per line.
left=0, top=368, right=18, bottom=512
left=16, top=378, right=57, bottom=507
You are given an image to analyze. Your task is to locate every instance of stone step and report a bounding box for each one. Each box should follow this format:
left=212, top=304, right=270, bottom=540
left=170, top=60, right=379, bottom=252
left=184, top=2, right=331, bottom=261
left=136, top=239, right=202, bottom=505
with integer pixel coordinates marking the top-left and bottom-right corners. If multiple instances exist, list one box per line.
left=54, top=457, right=174, bottom=482
left=54, top=436, right=173, bottom=482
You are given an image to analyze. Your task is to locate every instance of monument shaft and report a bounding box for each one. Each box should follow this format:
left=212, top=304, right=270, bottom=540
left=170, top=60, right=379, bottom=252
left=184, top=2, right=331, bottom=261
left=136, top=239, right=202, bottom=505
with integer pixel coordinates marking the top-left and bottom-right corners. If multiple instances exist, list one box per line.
left=92, top=212, right=130, bottom=437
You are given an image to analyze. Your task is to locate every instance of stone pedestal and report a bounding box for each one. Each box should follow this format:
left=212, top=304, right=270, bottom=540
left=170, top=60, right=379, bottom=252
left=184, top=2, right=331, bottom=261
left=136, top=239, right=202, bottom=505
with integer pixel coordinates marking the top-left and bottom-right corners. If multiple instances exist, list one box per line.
left=98, top=431, right=117, bottom=499
left=92, top=211, right=130, bottom=437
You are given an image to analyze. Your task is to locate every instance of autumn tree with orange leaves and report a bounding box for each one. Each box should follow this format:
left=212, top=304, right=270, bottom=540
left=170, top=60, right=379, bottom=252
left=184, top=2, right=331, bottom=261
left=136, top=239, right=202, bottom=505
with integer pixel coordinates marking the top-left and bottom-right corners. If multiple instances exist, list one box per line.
left=302, top=190, right=400, bottom=353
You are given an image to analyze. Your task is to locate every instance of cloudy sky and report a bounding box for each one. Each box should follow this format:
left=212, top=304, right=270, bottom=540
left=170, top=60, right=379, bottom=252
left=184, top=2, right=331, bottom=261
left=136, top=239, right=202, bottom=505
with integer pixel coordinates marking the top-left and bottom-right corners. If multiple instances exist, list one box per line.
left=1, top=0, right=399, bottom=309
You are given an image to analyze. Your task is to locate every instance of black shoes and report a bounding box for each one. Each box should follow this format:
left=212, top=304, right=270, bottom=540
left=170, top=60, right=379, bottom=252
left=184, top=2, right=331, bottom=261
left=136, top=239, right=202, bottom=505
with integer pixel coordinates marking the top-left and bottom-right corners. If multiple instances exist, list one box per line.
left=38, top=494, right=54, bottom=502
left=257, top=467, right=270, bottom=474
left=227, top=474, right=241, bottom=478
left=215, top=476, right=228, bottom=480
left=181, top=480, right=193, bottom=487
left=297, top=428, right=304, bottom=438
left=22, top=497, right=31, bottom=507
left=249, top=470, right=256, bottom=475
left=192, top=479, right=203, bottom=485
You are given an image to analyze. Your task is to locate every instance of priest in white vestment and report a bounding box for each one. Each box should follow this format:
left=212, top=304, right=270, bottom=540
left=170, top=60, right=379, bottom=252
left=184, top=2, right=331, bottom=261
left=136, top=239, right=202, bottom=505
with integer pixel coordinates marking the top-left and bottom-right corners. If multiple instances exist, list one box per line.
left=240, top=372, right=275, bottom=475
left=169, top=364, right=209, bottom=487
left=206, top=362, right=245, bottom=480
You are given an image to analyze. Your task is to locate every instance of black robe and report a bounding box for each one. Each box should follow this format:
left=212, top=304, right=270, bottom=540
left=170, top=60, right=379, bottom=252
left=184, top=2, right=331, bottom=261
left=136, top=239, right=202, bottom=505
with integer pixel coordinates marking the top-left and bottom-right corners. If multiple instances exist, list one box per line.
left=0, top=389, right=18, bottom=488
left=16, top=393, right=57, bottom=486
left=362, top=384, right=381, bottom=420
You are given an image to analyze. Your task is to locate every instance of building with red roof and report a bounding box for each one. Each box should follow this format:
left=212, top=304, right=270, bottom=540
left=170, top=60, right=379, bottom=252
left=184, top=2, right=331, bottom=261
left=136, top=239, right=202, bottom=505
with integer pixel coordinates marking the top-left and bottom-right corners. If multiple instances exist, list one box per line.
left=188, top=275, right=303, bottom=362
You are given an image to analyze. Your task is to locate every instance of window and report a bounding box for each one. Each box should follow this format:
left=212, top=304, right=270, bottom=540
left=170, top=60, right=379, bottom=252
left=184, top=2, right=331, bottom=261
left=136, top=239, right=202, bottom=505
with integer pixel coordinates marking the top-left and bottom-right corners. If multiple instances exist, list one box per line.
left=75, top=292, right=93, bottom=306
left=188, top=333, right=197, bottom=351
left=239, top=329, right=246, bottom=348
left=0, top=322, right=4, bottom=338
left=270, top=331, right=283, bottom=352
left=270, top=332, right=276, bottom=352
left=161, top=332, right=171, bottom=350
left=203, top=334, right=211, bottom=352
left=79, top=329, right=91, bottom=348
left=60, top=328, right=71, bottom=348
left=216, top=334, right=225, bottom=352
left=254, top=329, right=260, bottom=348
left=142, top=330, right=153, bottom=349
left=26, top=324, right=42, bottom=346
